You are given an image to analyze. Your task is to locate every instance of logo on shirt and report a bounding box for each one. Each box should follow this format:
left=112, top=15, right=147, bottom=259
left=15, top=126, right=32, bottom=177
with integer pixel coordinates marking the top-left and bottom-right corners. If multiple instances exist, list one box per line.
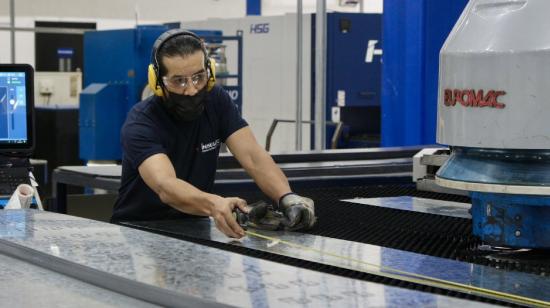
left=200, top=139, right=220, bottom=153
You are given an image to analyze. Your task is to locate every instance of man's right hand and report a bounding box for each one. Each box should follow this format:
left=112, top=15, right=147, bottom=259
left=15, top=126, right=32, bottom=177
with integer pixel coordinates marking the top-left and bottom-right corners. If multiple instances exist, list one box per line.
left=279, top=193, right=316, bottom=231
left=210, top=196, right=248, bottom=238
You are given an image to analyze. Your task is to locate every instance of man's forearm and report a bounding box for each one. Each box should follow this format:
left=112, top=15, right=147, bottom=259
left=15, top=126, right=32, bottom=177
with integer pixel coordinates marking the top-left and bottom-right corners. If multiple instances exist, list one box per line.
left=156, top=177, right=220, bottom=216
left=225, top=127, right=291, bottom=202
left=245, top=152, right=291, bottom=202
left=154, top=175, right=247, bottom=238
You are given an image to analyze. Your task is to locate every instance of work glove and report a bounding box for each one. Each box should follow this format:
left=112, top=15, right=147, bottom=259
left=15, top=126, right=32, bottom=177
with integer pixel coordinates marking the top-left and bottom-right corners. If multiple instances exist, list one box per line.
left=234, top=201, right=284, bottom=231
left=278, top=193, right=316, bottom=231
left=234, top=195, right=316, bottom=232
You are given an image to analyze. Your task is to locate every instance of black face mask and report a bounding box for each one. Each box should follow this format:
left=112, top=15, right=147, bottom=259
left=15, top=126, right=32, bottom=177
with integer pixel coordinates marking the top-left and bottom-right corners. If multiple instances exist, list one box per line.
left=163, top=88, right=207, bottom=122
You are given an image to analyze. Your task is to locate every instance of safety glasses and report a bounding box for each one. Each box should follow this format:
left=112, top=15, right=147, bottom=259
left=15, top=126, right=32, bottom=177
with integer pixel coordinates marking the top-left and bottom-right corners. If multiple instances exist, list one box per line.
left=162, top=71, right=208, bottom=90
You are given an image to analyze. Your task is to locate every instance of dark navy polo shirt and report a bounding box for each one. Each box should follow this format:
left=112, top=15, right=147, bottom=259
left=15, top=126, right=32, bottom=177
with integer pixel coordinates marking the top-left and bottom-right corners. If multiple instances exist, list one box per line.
left=112, top=85, right=247, bottom=221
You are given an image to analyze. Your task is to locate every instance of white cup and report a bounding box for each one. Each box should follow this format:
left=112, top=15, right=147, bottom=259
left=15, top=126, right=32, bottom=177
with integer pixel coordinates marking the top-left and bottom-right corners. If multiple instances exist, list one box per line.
left=5, top=184, right=34, bottom=209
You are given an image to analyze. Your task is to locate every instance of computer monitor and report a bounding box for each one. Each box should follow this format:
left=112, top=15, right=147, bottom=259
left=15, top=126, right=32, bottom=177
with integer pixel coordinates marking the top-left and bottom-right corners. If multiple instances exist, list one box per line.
left=0, top=64, right=34, bottom=154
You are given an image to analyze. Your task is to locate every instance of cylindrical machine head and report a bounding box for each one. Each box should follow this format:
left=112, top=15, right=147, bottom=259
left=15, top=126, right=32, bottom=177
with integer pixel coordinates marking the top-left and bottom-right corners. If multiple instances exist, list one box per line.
left=437, top=0, right=550, bottom=149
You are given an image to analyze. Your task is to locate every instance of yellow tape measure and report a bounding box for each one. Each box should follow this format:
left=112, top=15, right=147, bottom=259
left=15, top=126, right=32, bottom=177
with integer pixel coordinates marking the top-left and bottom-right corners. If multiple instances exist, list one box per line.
left=245, top=230, right=550, bottom=307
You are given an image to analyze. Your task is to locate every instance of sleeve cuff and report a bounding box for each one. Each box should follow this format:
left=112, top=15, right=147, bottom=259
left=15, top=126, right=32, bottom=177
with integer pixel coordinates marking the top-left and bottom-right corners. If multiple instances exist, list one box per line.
left=277, top=192, right=296, bottom=210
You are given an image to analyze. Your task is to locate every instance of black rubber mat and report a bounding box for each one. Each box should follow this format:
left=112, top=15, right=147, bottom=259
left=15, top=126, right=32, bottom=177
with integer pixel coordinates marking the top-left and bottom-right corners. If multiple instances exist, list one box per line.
left=226, top=183, right=550, bottom=276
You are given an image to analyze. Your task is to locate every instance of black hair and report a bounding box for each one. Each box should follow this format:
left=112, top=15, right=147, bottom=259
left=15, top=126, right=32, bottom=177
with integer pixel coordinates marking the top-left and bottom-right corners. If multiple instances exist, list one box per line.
left=157, top=35, right=204, bottom=77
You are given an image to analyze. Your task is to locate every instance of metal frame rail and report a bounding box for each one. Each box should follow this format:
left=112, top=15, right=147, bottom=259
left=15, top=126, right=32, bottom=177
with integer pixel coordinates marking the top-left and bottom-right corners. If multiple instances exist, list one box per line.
left=265, top=119, right=344, bottom=151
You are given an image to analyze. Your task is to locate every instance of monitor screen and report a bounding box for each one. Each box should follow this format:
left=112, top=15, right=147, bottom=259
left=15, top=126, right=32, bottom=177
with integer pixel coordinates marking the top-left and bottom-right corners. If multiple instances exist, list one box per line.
left=0, top=64, right=34, bottom=153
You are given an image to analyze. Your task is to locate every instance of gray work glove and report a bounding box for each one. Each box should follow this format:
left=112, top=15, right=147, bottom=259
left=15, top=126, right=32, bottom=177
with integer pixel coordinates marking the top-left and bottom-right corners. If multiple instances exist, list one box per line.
left=234, top=201, right=284, bottom=231
left=278, top=193, right=316, bottom=231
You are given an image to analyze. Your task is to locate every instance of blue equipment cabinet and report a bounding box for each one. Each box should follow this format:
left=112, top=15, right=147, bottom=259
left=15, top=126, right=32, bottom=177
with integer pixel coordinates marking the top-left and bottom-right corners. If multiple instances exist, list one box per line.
left=80, top=84, right=127, bottom=160
left=317, top=13, right=383, bottom=148
left=79, top=26, right=232, bottom=161
left=326, top=13, right=382, bottom=109
left=80, top=25, right=171, bottom=161
left=381, top=0, right=468, bottom=147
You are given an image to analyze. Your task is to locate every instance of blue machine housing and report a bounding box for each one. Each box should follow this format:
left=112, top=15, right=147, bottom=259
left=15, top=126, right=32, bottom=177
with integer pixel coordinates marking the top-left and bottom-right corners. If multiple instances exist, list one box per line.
left=80, top=25, right=171, bottom=161
left=80, top=84, right=128, bottom=160
left=381, top=0, right=468, bottom=147
left=327, top=13, right=382, bottom=148
left=311, top=13, right=382, bottom=148
left=436, top=147, right=550, bottom=249
left=471, top=192, right=550, bottom=249
left=381, top=1, right=550, bottom=249
left=79, top=26, right=223, bottom=161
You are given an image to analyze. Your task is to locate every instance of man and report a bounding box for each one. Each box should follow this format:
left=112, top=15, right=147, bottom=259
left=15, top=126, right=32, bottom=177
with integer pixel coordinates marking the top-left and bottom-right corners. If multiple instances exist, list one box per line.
left=112, top=29, right=315, bottom=238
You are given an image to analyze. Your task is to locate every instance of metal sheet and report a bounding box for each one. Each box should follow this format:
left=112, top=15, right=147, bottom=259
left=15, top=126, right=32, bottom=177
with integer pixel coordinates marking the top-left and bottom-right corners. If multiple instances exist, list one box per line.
left=219, top=145, right=426, bottom=168
left=59, top=165, right=121, bottom=178
left=123, top=218, right=550, bottom=305
left=56, top=157, right=410, bottom=180
left=0, top=210, right=495, bottom=308
left=0, top=236, right=224, bottom=308
left=0, top=250, right=156, bottom=307
left=216, top=158, right=411, bottom=180
left=341, top=196, right=471, bottom=219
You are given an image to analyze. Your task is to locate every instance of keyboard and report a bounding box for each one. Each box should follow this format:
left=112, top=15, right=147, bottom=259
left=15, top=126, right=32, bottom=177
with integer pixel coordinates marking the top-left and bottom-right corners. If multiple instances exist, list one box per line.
left=0, top=167, right=31, bottom=196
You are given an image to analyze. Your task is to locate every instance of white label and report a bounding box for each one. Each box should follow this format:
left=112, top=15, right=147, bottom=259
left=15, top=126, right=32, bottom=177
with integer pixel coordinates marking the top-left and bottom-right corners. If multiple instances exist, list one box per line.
left=331, top=107, right=341, bottom=123
left=337, top=90, right=346, bottom=107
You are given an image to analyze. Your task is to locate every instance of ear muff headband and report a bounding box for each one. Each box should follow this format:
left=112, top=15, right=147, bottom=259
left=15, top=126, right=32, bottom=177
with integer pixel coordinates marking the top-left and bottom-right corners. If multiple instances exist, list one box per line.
left=148, top=29, right=216, bottom=96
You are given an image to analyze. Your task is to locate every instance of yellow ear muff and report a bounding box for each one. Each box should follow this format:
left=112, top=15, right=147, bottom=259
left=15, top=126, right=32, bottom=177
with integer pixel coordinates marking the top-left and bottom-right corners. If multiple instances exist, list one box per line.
left=207, top=58, right=216, bottom=91
left=148, top=64, right=164, bottom=96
